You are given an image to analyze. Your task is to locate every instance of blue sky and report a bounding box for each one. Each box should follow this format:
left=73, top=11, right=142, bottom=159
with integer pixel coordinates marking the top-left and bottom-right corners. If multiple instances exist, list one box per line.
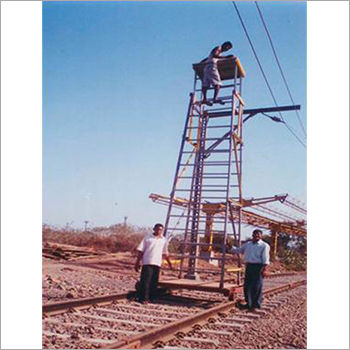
left=43, top=1, right=306, bottom=229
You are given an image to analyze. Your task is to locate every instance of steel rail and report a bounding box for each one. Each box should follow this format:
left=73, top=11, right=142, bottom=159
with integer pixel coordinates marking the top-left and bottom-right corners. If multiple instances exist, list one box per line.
left=42, top=291, right=137, bottom=315
left=42, top=272, right=303, bottom=315
left=105, top=299, right=236, bottom=349
left=106, top=279, right=306, bottom=349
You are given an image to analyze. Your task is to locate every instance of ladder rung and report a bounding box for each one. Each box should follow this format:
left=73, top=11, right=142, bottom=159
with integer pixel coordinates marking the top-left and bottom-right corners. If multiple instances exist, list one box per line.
left=207, top=106, right=235, bottom=112
left=176, top=174, right=238, bottom=179
left=176, top=189, right=228, bottom=192
left=179, top=255, right=232, bottom=261
left=189, top=125, right=232, bottom=129
left=180, top=164, right=239, bottom=167
left=203, top=172, right=230, bottom=175
left=205, top=149, right=230, bottom=153
left=191, top=199, right=239, bottom=204
left=189, top=114, right=231, bottom=118
left=202, top=189, right=228, bottom=192
left=201, top=196, right=228, bottom=199
left=167, top=228, right=227, bottom=234
left=202, top=176, right=228, bottom=179
left=181, top=242, right=227, bottom=247
left=207, top=111, right=232, bottom=118
left=177, top=175, right=230, bottom=179
left=204, top=164, right=229, bottom=167
left=194, top=83, right=240, bottom=92
left=200, top=95, right=235, bottom=102
left=169, top=215, right=227, bottom=220
left=204, top=163, right=239, bottom=166
left=168, top=222, right=228, bottom=227
left=179, top=163, right=237, bottom=167
left=205, top=137, right=230, bottom=141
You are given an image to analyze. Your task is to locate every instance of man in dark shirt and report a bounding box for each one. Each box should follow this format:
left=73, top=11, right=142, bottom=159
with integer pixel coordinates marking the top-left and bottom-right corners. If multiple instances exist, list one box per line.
left=201, top=41, right=235, bottom=105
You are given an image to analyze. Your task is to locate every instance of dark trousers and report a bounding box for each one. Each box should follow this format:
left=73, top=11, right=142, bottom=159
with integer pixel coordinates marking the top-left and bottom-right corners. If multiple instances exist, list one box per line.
left=244, top=263, right=264, bottom=309
left=138, top=265, right=160, bottom=302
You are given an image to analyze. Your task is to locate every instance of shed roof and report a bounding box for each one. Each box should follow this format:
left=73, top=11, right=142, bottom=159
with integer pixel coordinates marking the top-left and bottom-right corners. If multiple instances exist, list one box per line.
left=192, top=57, right=246, bottom=80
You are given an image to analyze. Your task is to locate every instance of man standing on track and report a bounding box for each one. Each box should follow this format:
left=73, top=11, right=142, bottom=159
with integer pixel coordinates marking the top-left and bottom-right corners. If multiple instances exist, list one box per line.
left=228, top=229, right=270, bottom=310
left=134, top=223, right=173, bottom=304
left=200, top=41, right=236, bottom=106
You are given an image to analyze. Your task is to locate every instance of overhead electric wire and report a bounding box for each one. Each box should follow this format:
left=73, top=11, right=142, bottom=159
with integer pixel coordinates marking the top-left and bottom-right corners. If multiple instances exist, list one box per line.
left=231, top=1, right=306, bottom=148
left=254, top=1, right=307, bottom=138
left=283, top=200, right=307, bottom=215
left=254, top=204, right=300, bottom=222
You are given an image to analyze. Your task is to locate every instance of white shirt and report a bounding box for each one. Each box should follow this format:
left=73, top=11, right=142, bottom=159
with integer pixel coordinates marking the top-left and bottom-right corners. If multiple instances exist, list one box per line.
left=137, top=234, right=169, bottom=267
left=230, top=240, right=270, bottom=265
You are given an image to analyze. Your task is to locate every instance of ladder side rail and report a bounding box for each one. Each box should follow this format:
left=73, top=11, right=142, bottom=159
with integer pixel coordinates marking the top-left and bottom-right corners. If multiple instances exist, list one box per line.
left=228, top=201, right=242, bottom=265
left=233, top=68, right=243, bottom=285
left=184, top=117, right=202, bottom=277
left=178, top=112, right=202, bottom=278
left=237, top=103, right=244, bottom=198
left=236, top=75, right=244, bottom=285
left=219, top=92, right=237, bottom=289
left=236, top=85, right=245, bottom=281
left=228, top=202, right=239, bottom=245
left=186, top=113, right=208, bottom=278
left=180, top=75, right=203, bottom=278
left=238, top=78, right=244, bottom=250
left=179, top=118, right=201, bottom=278
left=164, top=93, right=196, bottom=237
left=239, top=76, right=243, bottom=98
left=220, top=65, right=239, bottom=289
left=193, top=71, right=199, bottom=93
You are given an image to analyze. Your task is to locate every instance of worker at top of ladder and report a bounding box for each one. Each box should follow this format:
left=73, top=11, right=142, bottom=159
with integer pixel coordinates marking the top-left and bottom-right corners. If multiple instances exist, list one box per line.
left=200, top=41, right=236, bottom=106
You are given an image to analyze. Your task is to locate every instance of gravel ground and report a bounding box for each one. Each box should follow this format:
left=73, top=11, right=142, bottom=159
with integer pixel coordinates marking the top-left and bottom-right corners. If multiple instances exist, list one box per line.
left=166, top=284, right=307, bottom=349
left=43, top=256, right=138, bottom=303
left=227, top=285, right=306, bottom=349
left=43, top=250, right=306, bottom=349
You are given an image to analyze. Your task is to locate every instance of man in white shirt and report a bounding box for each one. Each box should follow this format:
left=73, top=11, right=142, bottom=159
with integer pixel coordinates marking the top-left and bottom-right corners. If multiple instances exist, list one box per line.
left=228, top=229, right=270, bottom=310
left=135, top=223, right=172, bottom=304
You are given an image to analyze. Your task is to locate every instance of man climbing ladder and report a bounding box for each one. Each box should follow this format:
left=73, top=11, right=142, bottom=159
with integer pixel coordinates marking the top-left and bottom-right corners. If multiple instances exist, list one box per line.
left=200, top=41, right=236, bottom=106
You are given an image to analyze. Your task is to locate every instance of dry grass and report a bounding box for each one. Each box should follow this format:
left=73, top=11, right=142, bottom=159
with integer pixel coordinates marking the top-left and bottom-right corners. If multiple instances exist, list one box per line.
left=42, top=224, right=149, bottom=253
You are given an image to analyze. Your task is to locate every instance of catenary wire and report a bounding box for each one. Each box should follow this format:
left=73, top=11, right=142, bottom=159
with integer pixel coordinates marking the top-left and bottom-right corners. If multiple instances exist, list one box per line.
left=254, top=1, right=307, bottom=137
left=231, top=1, right=306, bottom=148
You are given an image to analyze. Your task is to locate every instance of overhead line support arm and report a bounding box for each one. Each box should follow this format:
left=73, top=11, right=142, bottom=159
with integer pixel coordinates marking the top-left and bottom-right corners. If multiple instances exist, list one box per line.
left=204, top=105, right=301, bottom=157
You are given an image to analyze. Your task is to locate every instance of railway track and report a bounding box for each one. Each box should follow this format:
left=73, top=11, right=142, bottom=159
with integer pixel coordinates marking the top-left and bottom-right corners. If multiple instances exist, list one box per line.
left=43, top=273, right=306, bottom=349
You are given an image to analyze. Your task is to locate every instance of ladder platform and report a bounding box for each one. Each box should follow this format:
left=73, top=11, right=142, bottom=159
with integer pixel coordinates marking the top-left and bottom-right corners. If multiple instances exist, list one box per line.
left=206, top=111, right=232, bottom=118
left=158, top=277, right=241, bottom=295
left=193, top=57, right=246, bottom=80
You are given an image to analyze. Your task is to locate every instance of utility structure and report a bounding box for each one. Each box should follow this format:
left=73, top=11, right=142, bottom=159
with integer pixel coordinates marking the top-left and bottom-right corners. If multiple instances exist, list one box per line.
left=161, top=57, right=301, bottom=290
left=152, top=192, right=306, bottom=263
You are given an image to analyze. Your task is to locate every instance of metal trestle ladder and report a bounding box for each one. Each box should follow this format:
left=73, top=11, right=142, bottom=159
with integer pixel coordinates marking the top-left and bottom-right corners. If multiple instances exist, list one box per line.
left=164, top=58, right=246, bottom=289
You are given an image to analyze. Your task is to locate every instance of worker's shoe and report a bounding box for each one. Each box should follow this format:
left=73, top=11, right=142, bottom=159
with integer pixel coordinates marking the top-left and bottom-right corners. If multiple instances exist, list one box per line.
left=213, top=99, right=225, bottom=105
left=236, top=301, right=248, bottom=309
left=202, top=99, right=213, bottom=106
